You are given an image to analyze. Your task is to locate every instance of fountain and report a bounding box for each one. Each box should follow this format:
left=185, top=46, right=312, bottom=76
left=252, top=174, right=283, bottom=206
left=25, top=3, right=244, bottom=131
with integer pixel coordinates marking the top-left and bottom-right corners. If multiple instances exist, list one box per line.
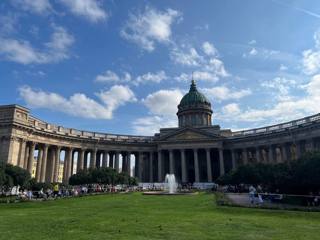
left=164, top=174, right=178, bottom=194
left=143, top=173, right=197, bottom=195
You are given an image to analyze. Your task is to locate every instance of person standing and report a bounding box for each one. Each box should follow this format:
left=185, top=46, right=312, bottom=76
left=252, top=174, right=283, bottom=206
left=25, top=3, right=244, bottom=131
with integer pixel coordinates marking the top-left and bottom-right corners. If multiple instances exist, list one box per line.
left=249, top=185, right=256, bottom=204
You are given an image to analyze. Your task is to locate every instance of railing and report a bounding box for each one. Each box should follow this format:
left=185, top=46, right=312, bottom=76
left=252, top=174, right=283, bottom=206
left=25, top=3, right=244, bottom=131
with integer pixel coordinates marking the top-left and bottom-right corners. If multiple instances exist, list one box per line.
left=27, top=112, right=320, bottom=141
left=28, top=116, right=154, bottom=143
left=232, top=113, right=320, bottom=137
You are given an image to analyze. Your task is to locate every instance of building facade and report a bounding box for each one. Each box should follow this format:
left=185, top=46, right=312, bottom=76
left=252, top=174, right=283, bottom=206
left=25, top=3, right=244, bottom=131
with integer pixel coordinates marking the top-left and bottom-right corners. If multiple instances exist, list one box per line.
left=1, top=81, right=320, bottom=183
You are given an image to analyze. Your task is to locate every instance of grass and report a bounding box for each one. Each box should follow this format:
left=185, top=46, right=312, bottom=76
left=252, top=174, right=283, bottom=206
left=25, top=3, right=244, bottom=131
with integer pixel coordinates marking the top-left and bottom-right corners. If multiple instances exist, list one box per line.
left=0, top=193, right=319, bottom=240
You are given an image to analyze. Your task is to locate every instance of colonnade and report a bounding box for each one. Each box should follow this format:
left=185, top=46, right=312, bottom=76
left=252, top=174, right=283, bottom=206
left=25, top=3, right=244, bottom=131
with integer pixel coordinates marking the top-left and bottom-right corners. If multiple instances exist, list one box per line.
left=136, top=148, right=226, bottom=183
left=16, top=141, right=136, bottom=183
left=232, top=139, right=316, bottom=165
left=11, top=137, right=319, bottom=184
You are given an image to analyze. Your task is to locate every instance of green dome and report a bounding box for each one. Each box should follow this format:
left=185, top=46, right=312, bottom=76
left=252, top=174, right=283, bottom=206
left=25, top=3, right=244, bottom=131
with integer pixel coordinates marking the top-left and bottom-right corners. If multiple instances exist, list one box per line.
left=179, top=80, right=210, bottom=107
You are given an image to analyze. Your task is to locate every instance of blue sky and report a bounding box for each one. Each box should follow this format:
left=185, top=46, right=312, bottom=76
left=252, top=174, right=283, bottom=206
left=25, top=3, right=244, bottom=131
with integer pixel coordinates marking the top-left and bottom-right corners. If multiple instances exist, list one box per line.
left=1, top=0, right=320, bottom=136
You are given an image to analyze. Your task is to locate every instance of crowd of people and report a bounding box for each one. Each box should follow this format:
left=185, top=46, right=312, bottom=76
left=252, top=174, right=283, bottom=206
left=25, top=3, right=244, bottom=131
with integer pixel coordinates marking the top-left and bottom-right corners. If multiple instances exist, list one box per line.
left=0, top=184, right=138, bottom=201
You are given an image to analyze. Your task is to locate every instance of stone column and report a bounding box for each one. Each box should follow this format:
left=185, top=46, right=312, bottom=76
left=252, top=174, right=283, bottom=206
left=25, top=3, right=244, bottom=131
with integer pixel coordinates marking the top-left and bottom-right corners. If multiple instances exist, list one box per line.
left=138, top=152, right=143, bottom=181
left=281, top=144, right=287, bottom=162
left=268, top=145, right=274, bottom=163
left=18, top=139, right=26, bottom=168
left=77, top=149, right=85, bottom=172
left=242, top=148, right=248, bottom=165
left=27, top=142, right=35, bottom=174
left=158, top=150, right=162, bottom=182
left=149, top=152, right=154, bottom=182
left=109, top=152, right=114, bottom=168
left=231, top=149, right=236, bottom=170
left=219, top=148, right=225, bottom=176
left=23, top=144, right=30, bottom=169
left=35, top=147, right=43, bottom=182
left=181, top=149, right=187, bottom=183
left=115, top=151, right=120, bottom=173
left=102, top=151, right=108, bottom=168
left=40, top=144, right=48, bottom=182
left=308, top=138, right=315, bottom=152
left=127, top=152, right=131, bottom=176
left=48, top=148, right=56, bottom=183
left=53, top=146, right=61, bottom=182
left=295, top=142, right=301, bottom=160
left=65, top=148, right=73, bottom=182
left=90, top=149, right=97, bottom=169
left=256, top=147, right=261, bottom=163
left=63, top=150, right=68, bottom=181
left=206, top=148, right=212, bottom=182
left=169, top=150, right=174, bottom=174
left=122, top=153, right=127, bottom=173
left=134, top=153, right=139, bottom=178
left=193, top=149, right=200, bottom=183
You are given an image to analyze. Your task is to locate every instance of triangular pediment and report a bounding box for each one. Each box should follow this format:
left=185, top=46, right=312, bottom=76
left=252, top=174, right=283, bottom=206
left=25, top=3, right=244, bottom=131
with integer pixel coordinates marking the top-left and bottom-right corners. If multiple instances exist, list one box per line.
left=158, top=127, right=221, bottom=141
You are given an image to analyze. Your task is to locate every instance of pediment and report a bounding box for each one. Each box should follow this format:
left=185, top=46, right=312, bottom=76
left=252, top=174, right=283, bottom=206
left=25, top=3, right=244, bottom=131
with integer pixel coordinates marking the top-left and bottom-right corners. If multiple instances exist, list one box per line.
left=159, top=127, right=221, bottom=141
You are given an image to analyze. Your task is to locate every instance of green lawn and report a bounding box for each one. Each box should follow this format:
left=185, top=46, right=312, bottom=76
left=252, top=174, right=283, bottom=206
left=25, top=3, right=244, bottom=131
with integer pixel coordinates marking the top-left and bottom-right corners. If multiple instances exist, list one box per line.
left=0, top=193, right=319, bottom=240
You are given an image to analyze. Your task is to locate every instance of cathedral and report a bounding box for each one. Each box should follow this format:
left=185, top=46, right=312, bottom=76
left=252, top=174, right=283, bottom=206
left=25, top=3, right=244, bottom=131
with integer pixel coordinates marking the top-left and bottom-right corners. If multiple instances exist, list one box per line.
left=0, top=81, right=319, bottom=183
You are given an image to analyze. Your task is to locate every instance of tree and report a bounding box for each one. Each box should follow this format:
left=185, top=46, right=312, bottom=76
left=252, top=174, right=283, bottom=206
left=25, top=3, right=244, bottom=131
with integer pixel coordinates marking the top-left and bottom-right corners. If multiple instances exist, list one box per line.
left=69, top=167, right=138, bottom=186
left=5, top=164, right=31, bottom=187
left=217, top=151, right=320, bottom=194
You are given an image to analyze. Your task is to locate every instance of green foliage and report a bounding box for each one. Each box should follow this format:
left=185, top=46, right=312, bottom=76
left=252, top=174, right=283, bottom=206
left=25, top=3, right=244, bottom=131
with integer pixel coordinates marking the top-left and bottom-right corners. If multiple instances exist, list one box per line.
left=4, top=164, right=31, bottom=187
left=217, top=151, right=320, bottom=194
left=69, top=167, right=138, bottom=186
left=0, top=164, right=31, bottom=189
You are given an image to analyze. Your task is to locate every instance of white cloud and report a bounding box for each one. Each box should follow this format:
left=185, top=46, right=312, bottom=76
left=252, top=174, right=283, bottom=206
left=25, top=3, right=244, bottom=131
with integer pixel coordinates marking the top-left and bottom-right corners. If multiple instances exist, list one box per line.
left=95, top=70, right=167, bottom=85
left=261, top=77, right=297, bottom=101
left=220, top=75, right=320, bottom=124
left=60, top=0, right=107, bottom=22
left=170, top=46, right=203, bottom=66
left=132, top=116, right=177, bottom=135
left=279, top=64, right=288, bottom=71
left=12, top=0, right=52, bottom=14
left=204, top=58, right=229, bottom=77
left=96, top=85, right=137, bottom=118
left=121, top=6, right=181, bottom=51
left=202, top=86, right=251, bottom=101
left=132, top=88, right=182, bottom=135
left=95, top=70, right=131, bottom=83
left=249, top=47, right=258, bottom=56
left=135, top=71, right=167, bottom=85
left=174, top=73, right=190, bottom=82
left=142, top=89, right=183, bottom=116
left=171, top=42, right=229, bottom=82
left=19, top=85, right=136, bottom=119
left=222, top=103, right=241, bottom=115
left=0, top=14, right=19, bottom=35
left=202, top=41, right=217, bottom=56
left=302, top=29, right=320, bottom=75
left=242, top=46, right=280, bottom=59
left=302, top=49, right=320, bottom=75
left=0, top=25, right=74, bottom=64
left=193, top=71, right=219, bottom=82
left=248, top=40, right=256, bottom=45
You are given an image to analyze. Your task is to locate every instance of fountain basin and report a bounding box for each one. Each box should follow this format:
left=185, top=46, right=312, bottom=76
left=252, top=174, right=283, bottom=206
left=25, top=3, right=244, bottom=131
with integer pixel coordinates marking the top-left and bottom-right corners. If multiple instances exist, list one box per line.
left=143, top=191, right=198, bottom=196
